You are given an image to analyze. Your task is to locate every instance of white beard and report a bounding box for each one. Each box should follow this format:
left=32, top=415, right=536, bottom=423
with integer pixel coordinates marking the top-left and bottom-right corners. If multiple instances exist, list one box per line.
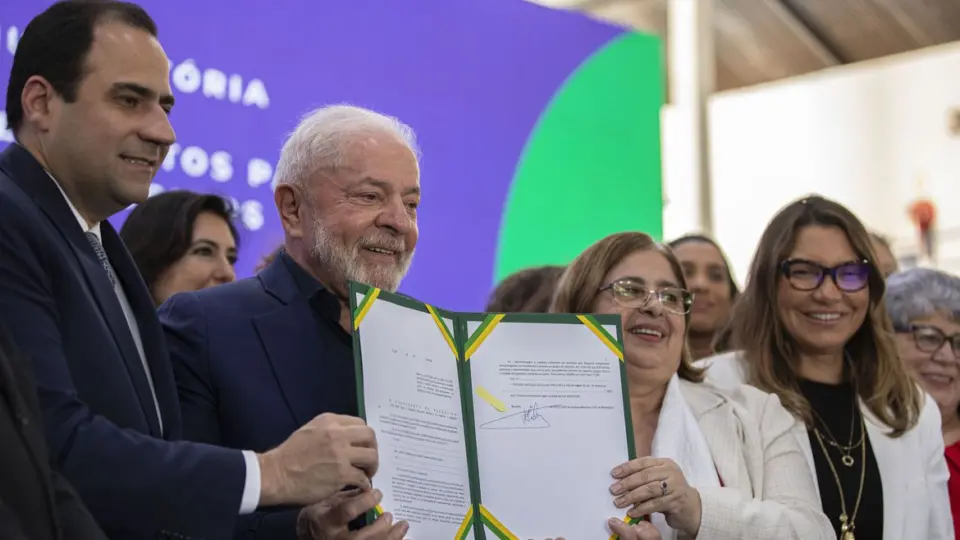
left=307, top=215, right=413, bottom=293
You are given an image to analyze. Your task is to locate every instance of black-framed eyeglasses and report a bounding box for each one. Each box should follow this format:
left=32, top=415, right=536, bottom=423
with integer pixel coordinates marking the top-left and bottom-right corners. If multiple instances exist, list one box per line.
left=780, top=258, right=871, bottom=293
left=906, top=324, right=960, bottom=358
left=598, top=278, right=694, bottom=315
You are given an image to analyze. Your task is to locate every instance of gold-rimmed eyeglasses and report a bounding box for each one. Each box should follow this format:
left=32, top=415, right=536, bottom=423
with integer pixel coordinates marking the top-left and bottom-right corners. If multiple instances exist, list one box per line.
left=598, top=278, right=694, bottom=316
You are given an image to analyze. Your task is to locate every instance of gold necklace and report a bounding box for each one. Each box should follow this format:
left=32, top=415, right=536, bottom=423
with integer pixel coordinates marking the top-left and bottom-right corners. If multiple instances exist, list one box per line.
left=813, top=426, right=863, bottom=466
left=811, top=397, right=860, bottom=466
left=813, top=411, right=866, bottom=540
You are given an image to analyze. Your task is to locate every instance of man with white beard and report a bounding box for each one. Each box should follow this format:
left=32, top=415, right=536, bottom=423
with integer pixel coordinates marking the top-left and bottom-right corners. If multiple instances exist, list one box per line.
left=158, top=104, right=418, bottom=540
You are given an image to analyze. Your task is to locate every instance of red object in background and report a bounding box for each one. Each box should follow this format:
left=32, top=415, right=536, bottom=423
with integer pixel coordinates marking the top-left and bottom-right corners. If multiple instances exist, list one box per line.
left=944, top=441, right=960, bottom=540
left=909, top=199, right=937, bottom=259
left=910, top=199, right=937, bottom=231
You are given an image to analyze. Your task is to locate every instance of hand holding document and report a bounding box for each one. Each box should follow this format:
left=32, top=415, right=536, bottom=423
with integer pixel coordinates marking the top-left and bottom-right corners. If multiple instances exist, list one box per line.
left=350, top=282, right=641, bottom=539
left=297, top=489, right=409, bottom=539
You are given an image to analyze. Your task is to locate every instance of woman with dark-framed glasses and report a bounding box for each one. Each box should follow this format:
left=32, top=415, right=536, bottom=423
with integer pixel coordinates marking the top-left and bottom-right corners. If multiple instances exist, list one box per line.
left=887, top=267, right=960, bottom=538
left=551, top=232, right=833, bottom=540
left=701, top=195, right=952, bottom=540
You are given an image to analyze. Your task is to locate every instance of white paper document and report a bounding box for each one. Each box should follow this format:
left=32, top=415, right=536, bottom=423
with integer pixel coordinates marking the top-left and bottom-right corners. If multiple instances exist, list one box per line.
left=351, top=283, right=634, bottom=540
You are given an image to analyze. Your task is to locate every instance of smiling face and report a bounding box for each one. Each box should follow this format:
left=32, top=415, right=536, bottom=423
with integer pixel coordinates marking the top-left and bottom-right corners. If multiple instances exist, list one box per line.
left=23, top=21, right=175, bottom=222
left=288, top=130, right=420, bottom=296
left=673, top=241, right=735, bottom=334
left=151, top=211, right=237, bottom=305
left=591, top=249, right=687, bottom=387
left=895, top=312, right=960, bottom=418
left=777, top=225, right=870, bottom=356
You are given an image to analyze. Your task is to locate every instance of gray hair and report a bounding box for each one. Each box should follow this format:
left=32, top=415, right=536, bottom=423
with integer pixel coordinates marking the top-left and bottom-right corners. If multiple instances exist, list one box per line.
left=273, top=104, right=419, bottom=189
left=885, top=267, right=960, bottom=331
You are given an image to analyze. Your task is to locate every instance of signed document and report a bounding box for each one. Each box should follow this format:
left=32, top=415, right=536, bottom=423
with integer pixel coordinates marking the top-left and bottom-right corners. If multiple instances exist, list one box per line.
left=350, top=282, right=637, bottom=540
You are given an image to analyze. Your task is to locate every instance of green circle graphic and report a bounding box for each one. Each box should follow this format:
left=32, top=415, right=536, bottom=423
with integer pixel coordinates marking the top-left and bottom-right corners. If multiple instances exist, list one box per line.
left=493, top=32, right=665, bottom=284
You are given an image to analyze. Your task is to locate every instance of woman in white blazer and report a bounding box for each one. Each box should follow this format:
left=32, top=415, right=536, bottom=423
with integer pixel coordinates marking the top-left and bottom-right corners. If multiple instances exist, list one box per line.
left=551, top=231, right=833, bottom=540
left=701, top=196, right=953, bottom=540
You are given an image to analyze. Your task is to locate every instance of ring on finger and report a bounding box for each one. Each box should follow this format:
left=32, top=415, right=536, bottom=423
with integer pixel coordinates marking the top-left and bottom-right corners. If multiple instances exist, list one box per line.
left=660, top=480, right=668, bottom=497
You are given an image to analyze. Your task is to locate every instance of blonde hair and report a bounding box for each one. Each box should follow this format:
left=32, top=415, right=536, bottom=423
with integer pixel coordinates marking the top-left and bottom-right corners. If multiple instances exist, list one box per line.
left=729, top=196, right=921, bottom=436
left=551, top=232, right=704, bottom=383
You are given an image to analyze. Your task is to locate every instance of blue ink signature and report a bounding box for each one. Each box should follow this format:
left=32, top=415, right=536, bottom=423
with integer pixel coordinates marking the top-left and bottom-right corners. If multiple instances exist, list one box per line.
left=479, top=402, right=561, bottom=430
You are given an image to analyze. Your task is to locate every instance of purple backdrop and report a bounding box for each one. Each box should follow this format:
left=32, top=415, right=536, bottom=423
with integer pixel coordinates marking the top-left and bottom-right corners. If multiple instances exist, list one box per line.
left=0, top=0, right=624, bottom=309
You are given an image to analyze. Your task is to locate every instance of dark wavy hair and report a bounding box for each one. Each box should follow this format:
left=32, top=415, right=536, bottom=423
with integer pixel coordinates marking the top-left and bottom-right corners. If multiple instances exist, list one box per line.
left=728, top=195, right=920, bottom=435
left=120, top=190, right=238, bottom=300
left=486, top=265, right=566, bottom=313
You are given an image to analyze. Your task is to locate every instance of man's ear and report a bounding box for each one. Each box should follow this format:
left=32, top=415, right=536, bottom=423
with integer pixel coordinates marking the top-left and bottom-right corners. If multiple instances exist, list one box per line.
left=20, top=75, right=60, bottom=134
left=275, top=184, right=305, bottom=239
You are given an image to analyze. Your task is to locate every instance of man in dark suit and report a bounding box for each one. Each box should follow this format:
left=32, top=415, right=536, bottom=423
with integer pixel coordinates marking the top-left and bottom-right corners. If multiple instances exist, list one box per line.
left=0, top=323, right=106, bottom=540
left=0, top=3, right=380, bottom=538
left=160, top=105, right=419, bottom=539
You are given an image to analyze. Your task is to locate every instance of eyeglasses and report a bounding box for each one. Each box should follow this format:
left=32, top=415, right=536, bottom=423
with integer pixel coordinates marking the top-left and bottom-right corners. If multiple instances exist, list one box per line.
left=598, top=278, right=694, bottom=315
left=907, top=324, right=960, bottom=358
left=780, top=258, right=871, bottom=293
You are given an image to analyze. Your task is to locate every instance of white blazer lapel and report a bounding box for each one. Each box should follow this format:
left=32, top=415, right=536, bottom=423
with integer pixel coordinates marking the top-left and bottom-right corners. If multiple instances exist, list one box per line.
left=790, top=420, right=821, bottom=500
left=684, top=383, right=745, bottom=491
left=703, top=411, right=746, bottom=491
left=861, top=404, right=905, bottom=540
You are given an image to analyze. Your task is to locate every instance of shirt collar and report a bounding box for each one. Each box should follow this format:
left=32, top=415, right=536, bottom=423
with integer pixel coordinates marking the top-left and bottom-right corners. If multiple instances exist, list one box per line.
left=46, top=171, right=102, bottom=239
left=278, top=250, right=348, bottom=332
left=279, top=249, right=328, bottom=300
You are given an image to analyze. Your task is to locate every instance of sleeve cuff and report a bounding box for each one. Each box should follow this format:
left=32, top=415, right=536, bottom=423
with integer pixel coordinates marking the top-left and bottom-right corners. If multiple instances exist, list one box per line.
left=239, top=450, right=262, bottom=514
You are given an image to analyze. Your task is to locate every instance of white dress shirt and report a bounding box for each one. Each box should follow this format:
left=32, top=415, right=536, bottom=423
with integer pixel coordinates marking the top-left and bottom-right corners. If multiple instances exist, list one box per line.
left=51, top=176, right=261, bottom=514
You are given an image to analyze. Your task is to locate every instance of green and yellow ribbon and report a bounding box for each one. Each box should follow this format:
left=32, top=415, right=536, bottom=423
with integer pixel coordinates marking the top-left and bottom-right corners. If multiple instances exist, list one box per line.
left=576, top=315, right=623, bottom=361
left=425, top=304, right=459, bottom=360
left=464, top=314, right=505, bottom=360
left=454, top=506, right=474, bottom=540
left=352, top=287, right=381, bottom=330
left=479, top=505, right=518, bottom=540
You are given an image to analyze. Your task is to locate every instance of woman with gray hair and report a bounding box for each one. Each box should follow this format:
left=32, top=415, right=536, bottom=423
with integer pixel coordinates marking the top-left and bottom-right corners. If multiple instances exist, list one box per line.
left=887, top=267, right=960, bottom=536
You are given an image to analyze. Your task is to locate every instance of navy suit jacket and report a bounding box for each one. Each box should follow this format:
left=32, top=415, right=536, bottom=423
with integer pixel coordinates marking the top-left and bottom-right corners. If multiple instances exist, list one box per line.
left=0, top=144, right=247, bottom=539
left=159, top=254, right=360, bottom=540
left=0, top=321, right=106, bottom=540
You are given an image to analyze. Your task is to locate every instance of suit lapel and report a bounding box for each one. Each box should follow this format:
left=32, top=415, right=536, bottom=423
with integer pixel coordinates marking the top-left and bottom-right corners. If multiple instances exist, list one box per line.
left=102, top=223, right=180, bottom=437
left=790, top=420, right=821, bottom=499
left=683, top=384, right=743, bottom=489
left=0, top=146, right=162, bottom=436
left=253, top=260, right=330, bottom=427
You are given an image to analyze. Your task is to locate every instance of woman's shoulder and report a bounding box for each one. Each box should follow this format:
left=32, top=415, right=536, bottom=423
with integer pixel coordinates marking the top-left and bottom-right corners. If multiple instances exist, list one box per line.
left=679, top=378, right=788, bottom=420
left=680, top=380, right=801, bottom=453
left=695, top=350, right=749, bottom=389
left=916, top=386, right=944, bottom=433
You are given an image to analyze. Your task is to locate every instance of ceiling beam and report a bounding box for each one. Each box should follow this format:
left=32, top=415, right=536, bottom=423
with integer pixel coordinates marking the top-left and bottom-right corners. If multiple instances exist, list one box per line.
left=568, top=0, right=622, bottom=10
left=767, top=0, right=845, bottom=65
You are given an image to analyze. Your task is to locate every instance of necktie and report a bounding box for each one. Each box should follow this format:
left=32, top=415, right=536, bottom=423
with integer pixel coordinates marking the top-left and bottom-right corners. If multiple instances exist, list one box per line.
left=85, top=232, right=117, bottom=287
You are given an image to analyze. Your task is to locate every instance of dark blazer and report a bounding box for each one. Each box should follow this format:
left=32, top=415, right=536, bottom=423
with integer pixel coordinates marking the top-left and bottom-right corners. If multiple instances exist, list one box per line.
left=0, top=323, right=106, bottom=540
left=159, top=254, right=359, bottom=539
left=0, top=144, right=247, bottom=539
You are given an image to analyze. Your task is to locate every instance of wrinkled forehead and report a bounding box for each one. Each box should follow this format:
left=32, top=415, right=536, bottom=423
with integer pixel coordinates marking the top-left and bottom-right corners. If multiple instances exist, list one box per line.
left=605, top=250, right=680, bottom=288
left=335, top=133, right=419, bottom=187
left=342, top=131, right=417, bottom=167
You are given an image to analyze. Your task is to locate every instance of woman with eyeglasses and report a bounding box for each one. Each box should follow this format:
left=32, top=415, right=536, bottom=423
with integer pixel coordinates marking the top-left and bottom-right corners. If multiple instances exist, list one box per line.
left=886, top=267, right=960, bottom=538
left=701, top=196, right=952, bottom=539
left=551, top=232, right=833, bottom=540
